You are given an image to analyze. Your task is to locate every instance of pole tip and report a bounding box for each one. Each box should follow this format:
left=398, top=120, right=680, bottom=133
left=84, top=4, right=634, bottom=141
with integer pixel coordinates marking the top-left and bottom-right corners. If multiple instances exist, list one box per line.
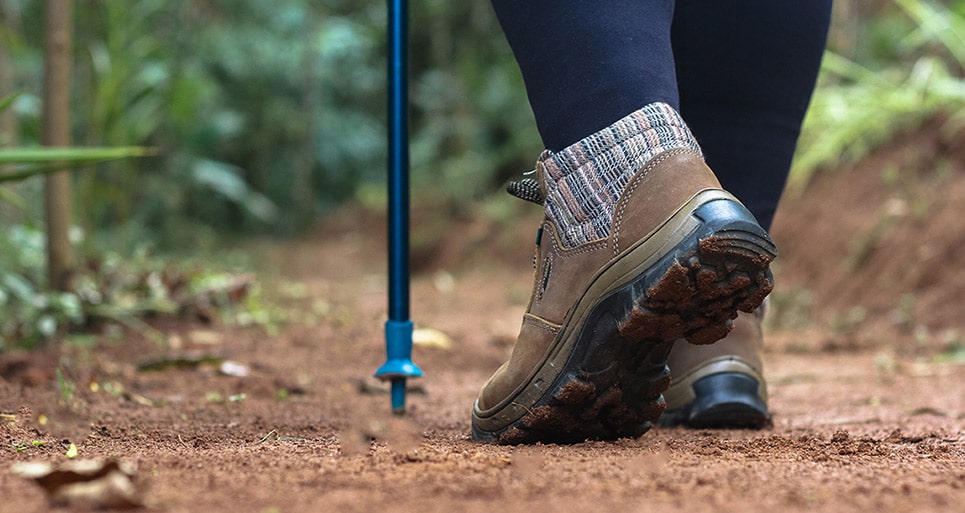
left=390, top=378, right=407, bottom=414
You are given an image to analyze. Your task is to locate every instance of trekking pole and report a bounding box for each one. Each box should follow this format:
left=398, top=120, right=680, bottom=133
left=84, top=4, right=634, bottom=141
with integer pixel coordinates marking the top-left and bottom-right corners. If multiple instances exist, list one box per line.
left=375, top=0, right=422, bottom=414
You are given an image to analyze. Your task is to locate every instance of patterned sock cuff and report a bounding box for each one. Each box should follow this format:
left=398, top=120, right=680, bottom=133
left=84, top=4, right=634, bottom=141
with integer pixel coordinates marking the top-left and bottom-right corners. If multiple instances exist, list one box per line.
left=539, top=102, right=702, bottom=248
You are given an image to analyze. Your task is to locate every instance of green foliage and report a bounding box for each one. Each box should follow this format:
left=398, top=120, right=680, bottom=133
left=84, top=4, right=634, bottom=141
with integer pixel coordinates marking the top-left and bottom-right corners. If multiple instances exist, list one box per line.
left=5, top=1, right=539, bottom=243
left=0, top=91, right=153, bottom=209
left=0, top=224, right=84, bottom=346
left=407, top=2, right=541, bottom=202
left=0, top=146, right=154, bottom=182
left=0, top=223, right=269, bottom=349
left=0, top=91, right=21, bottom=112
left=790, top=0, right=965, bottom=192
left=56, top=367, right=76, bottom=403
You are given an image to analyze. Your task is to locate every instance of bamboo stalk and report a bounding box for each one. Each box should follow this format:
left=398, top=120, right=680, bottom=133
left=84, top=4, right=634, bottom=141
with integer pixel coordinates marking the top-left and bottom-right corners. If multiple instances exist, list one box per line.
left=42, top=0, right=75, bottom=291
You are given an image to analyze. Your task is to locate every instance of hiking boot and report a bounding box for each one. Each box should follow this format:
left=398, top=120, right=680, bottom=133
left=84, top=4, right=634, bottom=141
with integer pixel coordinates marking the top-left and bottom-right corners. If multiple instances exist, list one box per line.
left=660, top=304, right=771, bottom=429
left=471, top=144, right=776, bottom=444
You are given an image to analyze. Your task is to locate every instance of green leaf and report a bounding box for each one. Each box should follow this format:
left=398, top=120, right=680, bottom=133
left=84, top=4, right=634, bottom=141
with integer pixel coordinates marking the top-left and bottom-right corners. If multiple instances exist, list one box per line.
left=0, top=147, right=156, bottom=184
left=0, top=163, right=74, bottom=182
left=190, top=159, right=279, bottom=222
left=0, top=146, right=156, bottom=164
left=0, top=91, right=22, bottom=112
left=894, top=0, right=965, bottom=64
left=0, top=186, right=28, bottom=209
left=1, top=273, right=37, bottom=302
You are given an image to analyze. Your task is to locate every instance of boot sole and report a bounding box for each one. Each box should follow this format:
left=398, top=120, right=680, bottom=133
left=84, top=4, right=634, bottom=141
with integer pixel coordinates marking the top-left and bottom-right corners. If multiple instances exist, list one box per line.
left=472, top=191, right=776, bottom=444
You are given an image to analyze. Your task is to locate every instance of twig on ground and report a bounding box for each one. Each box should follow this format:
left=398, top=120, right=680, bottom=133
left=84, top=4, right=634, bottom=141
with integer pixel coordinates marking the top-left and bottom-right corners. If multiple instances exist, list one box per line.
left=258, top=430, right=279, bottom=443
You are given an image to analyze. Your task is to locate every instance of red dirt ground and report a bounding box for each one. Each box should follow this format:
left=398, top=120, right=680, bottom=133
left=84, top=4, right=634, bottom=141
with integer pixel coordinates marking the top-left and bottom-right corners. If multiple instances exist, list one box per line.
left=1, top=126, right=963, bottom=512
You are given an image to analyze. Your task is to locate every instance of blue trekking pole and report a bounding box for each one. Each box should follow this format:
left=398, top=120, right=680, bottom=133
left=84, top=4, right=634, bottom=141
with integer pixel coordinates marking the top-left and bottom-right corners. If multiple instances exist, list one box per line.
left=374, top=0, right=422, bottom=414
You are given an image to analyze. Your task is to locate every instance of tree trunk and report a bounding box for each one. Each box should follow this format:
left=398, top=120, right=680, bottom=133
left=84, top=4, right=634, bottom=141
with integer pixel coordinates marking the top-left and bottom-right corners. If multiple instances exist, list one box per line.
left=42, top=0, right=74, bottom=291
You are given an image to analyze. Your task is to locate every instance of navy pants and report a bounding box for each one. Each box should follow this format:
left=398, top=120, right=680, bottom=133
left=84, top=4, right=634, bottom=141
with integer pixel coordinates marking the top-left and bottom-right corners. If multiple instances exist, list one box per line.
left=490, top=0, right=832, bottom=230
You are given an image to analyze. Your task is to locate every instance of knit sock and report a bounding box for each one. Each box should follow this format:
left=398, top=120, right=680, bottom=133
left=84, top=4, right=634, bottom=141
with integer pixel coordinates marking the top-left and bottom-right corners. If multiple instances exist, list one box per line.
left=538, top=102, right=702, bottom=248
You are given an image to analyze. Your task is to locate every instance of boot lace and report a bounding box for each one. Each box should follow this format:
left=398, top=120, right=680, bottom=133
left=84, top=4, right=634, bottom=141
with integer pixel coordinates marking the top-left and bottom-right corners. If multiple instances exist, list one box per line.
left=506, top=176, right=543, bottom=205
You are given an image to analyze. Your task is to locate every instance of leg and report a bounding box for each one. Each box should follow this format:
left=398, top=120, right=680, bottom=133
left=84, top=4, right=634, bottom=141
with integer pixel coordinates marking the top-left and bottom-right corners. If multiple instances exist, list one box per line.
left=662, top=0, right=832, bottom=428
left=490, top=0, right=679, bottom=151
left=672, top=0, right=832, bottom=231
left=474, top=0, right=776, bottom=443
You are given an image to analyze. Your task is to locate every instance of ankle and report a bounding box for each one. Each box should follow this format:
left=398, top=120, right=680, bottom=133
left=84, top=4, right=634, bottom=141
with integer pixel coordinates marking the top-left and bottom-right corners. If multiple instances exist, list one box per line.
left=539, top=102, right=702, bottom=248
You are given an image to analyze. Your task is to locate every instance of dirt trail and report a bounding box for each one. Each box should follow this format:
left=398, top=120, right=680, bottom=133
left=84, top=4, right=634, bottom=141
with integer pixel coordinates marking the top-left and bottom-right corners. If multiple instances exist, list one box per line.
left=2, top=129, right=964, bottom=512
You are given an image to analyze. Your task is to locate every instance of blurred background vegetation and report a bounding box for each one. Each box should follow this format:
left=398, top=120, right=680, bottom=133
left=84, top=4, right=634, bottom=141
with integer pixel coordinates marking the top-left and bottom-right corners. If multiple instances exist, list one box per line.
left=2, top=0, right=540, bottom=246
left=0, top=0, right=963, bottom=347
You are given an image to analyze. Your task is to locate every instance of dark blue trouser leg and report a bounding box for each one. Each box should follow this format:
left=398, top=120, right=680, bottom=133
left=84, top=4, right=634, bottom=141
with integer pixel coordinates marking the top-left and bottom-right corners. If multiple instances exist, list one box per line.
left=489, top=0, right=679, bottom=152
left=489, top=0, right=832, bottom=229
left=672, top=0, right=832, bottom=230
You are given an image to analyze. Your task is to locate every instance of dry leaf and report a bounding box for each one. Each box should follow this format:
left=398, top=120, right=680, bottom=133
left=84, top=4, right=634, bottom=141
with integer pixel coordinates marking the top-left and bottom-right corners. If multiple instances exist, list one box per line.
left=12, top=459, right=143, bottom=509
left=218, top=360, right=250, bottom=377
left=137, top=354, right=224, bottom=372
left=188, top=329, right=223, bottom=346
left=412, top=327, right=453, bottom=350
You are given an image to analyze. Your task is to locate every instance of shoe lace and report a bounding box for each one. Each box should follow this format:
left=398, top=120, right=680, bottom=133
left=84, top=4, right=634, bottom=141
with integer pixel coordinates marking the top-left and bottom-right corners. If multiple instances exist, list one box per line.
left=506, top=174, right=544, bottom=205
left=506, top=171, right=546, bottom=271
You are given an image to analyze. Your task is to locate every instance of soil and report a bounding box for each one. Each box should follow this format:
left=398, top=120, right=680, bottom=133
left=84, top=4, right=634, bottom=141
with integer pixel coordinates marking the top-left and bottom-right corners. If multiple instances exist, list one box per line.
left=1, top=125, right=964, bottom=513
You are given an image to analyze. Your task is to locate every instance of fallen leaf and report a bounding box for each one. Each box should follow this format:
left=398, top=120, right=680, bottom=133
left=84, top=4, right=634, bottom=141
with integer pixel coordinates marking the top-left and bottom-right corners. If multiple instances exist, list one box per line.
left=122, top=391, right=157, bottom=407
left=188, top=329, right=223, bottom=346
left=219, top=360, right=250, bottom=377
left=137, top=354, right=225, bottom=372
left=12, top=459, right=142, bottom=509
left=908, top=407, right=946, bottom=417
left=432, top=271, right=456, bottom=293
left=412, top=327, right=453, bottom=350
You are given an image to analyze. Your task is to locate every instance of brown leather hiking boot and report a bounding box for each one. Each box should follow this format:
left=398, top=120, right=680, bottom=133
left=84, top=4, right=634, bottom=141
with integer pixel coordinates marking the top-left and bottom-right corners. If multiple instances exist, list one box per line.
left=471, top=148, right=776, bottom=444
left=660, top=305, right=771, bottom=429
